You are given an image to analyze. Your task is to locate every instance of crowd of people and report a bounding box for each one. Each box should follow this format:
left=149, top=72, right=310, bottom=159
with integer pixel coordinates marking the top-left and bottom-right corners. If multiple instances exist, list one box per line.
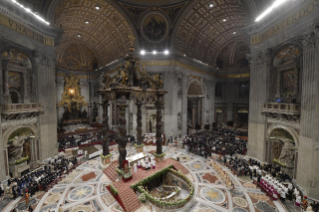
left=182, top=128, right=319, bottom=211
left=184, top=129, right=247, bottom=157
left=58, top=132, right=102, bottom=149
left=0, top=155, right=79, bottom=211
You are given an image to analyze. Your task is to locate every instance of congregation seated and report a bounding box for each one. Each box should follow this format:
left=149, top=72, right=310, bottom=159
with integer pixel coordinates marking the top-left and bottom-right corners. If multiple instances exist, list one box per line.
left=0, top=155, right=78, bottom=201
left=58, top=132, right=102, bottom=149
left=72, top=145, right=98, bottom=157
left=184, top=129, right=247, bottom=157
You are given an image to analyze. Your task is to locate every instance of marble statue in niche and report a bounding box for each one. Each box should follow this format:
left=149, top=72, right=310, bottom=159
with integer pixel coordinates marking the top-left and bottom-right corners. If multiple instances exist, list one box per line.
left=273, top=141, right=284, bottom=160
left=278, top=139, right=295, bottom=167
left=9, top=135, right=30, bottom=160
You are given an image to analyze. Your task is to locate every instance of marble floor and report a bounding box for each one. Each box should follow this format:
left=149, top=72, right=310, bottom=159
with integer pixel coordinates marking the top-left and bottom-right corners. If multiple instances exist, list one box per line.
left=2, top=143, right=298, bottom=212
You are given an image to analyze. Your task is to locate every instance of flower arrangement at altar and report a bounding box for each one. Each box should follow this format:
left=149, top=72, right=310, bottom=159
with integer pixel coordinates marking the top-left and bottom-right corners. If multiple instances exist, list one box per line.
left=110, top=184, right=118, bottom=196
left=131, top=165, right=194, bottom=209
left=139, top=193, right=146, bottom=203
left=134, top=143, right=145, bottom=148
left=274, top=158, right=286, bottom=167
left=153, top=152, right=165, bottom=158
left=15, top=156, right=29, bottom=164
left=100, top=153, right=112, bottom=159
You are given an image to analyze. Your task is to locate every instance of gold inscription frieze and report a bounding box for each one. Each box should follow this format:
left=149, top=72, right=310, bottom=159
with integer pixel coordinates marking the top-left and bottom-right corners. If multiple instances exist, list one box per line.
left=0, top=13, right=54, bottom=46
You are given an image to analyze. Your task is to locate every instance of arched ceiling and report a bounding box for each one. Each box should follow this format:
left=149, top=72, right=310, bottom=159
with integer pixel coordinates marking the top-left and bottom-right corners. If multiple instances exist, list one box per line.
left=18, top=0, right=269, bottom=72
left=172, top=0, right=252, bottom=67
left=54, top=0, right=136, bottom=68
left=56, top=43, right=98, bottom=72
left=117, top=0, right=189, bottom=7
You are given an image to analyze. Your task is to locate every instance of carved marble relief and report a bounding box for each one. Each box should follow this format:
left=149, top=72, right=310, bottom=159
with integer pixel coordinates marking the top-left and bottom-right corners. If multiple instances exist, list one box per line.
left=8, top=72, right=21, bottom=90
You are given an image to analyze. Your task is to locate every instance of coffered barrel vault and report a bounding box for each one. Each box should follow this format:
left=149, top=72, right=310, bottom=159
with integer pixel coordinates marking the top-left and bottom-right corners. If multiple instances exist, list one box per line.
left=172, top=0, right=252, bottom=66
left=54, top=0, right=137, bottom=67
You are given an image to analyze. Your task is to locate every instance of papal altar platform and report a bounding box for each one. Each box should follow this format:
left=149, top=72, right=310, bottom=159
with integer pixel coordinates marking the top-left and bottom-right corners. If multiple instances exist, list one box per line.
left=126, top=152, right=148, bottom=166
left=143, top=133, right=165, bottom=145
left=104, top=158, right=189, bottom=212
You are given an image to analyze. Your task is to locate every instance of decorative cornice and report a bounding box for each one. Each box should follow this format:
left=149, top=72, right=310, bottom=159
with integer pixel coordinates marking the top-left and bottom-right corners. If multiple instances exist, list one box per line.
left=139, top=60, right=250, bottom=79
left=1, top=116, right=37, bottom=130
left=267, top=117, right=300, bottom=130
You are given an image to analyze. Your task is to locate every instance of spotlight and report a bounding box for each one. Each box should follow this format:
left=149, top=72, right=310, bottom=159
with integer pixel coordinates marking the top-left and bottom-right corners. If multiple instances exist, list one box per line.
left=140, top=50, right=145, bottom=55
left=209, top=3, right=214, bottom=8
left=95, top=5, right=100, bottom=10
left=255, top=0, right=287, bottom=22
left=164, top=50, right=169, bottom=55
left=153, top=50, right=157, bottom=55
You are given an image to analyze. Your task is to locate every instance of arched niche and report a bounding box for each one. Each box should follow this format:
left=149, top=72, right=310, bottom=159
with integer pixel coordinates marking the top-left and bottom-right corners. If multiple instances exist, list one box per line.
left=2, top=48, right=33, bottom=103
left=236, top=108, right=249, bottom=128
left=187, top=80, right=203, bottom=97
left=187, top=80, right=203, bottom=129
left=10, top=90, right=20, bottom=103
left=264, top=124, right=299, bottom=178
left=3, top=125, right=38, bottom=148
left=270, top=44, right=302, bottom=103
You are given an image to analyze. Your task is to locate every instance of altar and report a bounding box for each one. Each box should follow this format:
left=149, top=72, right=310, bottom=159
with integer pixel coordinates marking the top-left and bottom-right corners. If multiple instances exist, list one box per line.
left=143, top=133, right=166, bottom=145
left=127, top=152, right=149, bottom=166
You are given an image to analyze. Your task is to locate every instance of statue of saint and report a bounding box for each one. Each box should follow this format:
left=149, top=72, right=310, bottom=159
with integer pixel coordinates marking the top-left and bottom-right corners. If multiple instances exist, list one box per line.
left=278, top=139, right=296, bottom=167
left=9, top=135, right=30, bottom=160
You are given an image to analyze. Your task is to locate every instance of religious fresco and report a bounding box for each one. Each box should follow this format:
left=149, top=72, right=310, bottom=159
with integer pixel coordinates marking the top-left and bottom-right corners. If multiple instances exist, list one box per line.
left=281, top=69, right=296, bottom=94
left=141, top=12, right=169, bottom=43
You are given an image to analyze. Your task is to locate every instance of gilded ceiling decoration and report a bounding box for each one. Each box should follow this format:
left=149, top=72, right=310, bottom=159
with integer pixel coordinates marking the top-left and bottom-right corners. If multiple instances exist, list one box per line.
left=54, top=0, right=135, bottom=67
left=56, top=43, right=98, bottom=72
left=173, top=0, right=252, bottom=67
left=140, top=12, right=169, bottom=44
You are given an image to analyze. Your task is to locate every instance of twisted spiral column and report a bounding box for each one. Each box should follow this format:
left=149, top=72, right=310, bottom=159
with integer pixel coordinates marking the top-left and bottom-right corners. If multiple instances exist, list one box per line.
left=155, top=96, right=164, bottom=155
left=102, top=100, right=110, bottom=156
left=117, top=97, right=128, bottom=169
left=136, top=100, right=143, bottom=145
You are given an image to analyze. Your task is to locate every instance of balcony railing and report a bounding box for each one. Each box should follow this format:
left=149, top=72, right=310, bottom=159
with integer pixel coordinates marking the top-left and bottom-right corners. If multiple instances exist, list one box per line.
left=1, top=103, right=43, bottom=115
left=261, top=103, right=300, bottom=115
